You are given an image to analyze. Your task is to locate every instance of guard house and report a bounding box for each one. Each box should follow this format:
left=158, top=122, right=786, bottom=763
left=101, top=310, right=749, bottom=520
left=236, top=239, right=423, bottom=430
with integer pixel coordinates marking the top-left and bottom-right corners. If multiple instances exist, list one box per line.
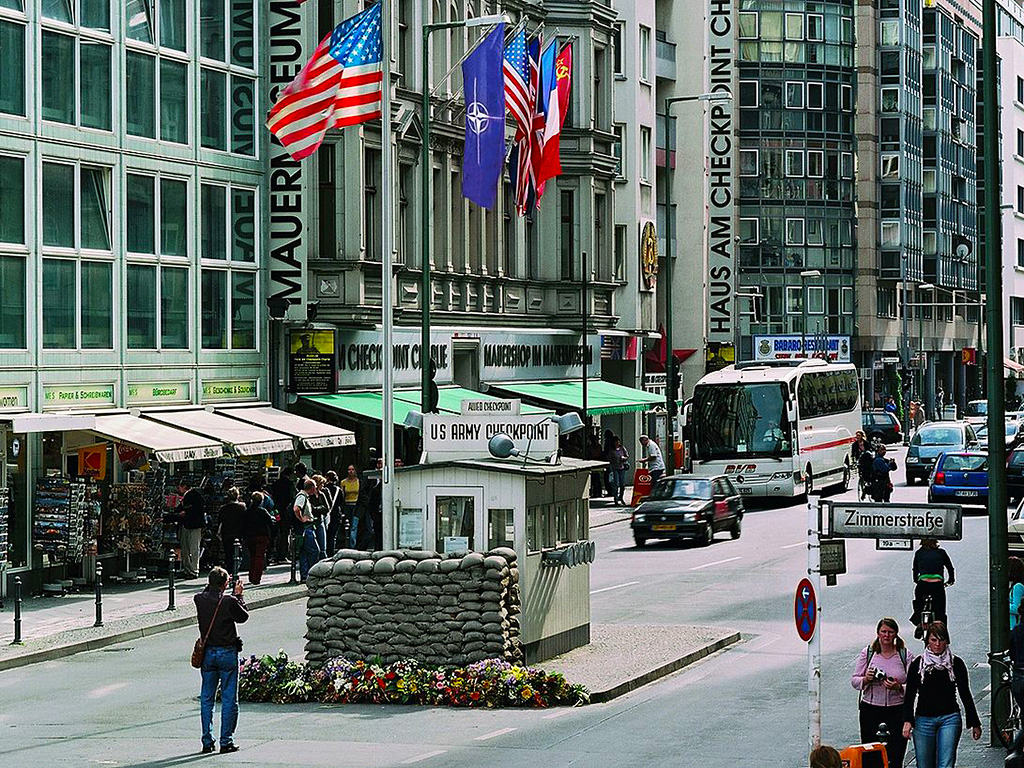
left=391, top=457, right=600, bottom=662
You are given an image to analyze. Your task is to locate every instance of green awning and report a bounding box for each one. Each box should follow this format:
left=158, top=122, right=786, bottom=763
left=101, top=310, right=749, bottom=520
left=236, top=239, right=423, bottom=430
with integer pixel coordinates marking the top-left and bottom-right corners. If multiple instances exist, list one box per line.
left=488, top=380, right=664, bottom=416
left=303, top=386, right=547, bottom=426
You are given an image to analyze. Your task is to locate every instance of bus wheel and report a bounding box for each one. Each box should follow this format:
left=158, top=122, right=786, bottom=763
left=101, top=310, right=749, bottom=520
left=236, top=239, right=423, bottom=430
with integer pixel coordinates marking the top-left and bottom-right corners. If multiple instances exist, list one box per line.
left=839, top=462, right=851, bottom=493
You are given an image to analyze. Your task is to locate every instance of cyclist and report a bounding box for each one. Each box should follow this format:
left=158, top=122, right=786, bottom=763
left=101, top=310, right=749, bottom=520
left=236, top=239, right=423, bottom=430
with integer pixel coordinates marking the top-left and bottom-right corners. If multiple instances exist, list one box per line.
left=856, top=437, right=875, bottom=501
left=870, top=444, right=897, bottom=503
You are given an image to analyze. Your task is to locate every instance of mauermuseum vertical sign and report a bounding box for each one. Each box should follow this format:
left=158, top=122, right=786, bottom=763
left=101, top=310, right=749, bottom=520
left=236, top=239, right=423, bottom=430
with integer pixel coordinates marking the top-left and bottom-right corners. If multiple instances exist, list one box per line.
left=265, top=1, right=309, bottom=316
left=706, top=0, right=735, bottom=346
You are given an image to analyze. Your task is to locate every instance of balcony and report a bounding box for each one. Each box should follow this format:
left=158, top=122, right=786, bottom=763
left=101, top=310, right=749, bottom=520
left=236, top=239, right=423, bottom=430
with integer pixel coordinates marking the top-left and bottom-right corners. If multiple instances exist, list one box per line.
left=656, top=38, right=676, bottom=81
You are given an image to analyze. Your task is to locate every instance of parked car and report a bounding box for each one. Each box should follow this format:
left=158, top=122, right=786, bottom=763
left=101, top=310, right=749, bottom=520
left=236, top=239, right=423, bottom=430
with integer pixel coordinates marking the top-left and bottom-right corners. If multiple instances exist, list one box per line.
left=976, top=422, right=1024, bottom=452
left=927, top=451, right=988, bottom=506
left=906, top=421, right=979, bottom=485
left=631, top=475, right=743, bottom=548
left=1008, top=448, right=1024, bottom=502
left=964, top=399, right=988, bottom=427
left=1009, top=498, right=1024, bottom=553
left=862, top=410, right=902, bottom=446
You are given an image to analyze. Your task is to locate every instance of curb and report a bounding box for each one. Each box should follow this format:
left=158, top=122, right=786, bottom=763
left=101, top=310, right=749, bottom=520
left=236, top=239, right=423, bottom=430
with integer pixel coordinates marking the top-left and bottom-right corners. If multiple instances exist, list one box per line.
left=587, top=631, right=742, bottom=704
left=0, top=587, right=308, bottom=672
left=590, top=513, right=633, bottom=529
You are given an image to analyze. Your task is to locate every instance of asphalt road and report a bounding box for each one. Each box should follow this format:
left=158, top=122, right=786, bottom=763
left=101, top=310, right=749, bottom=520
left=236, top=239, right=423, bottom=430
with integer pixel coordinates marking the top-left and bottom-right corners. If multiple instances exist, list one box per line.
left=0, top=447, right=1008, bottom=767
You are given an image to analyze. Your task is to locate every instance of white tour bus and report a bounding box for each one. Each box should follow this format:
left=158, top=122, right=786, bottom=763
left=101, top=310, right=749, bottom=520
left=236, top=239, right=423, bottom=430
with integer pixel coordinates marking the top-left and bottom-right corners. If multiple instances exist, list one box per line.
left=683, top=359, right=862, bottom=497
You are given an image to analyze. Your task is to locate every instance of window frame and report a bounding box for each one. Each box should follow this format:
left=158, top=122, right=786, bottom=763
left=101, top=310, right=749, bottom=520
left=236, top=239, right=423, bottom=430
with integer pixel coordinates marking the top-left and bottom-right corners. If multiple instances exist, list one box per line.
left=784, top=81, right=804, bottom=109
left=739, top=148, right=759, bottom=177
left=39, top=26, right=113, bottom=131
left=806, top=81, right=824, bottom=110
left=785, top=217, right=805, bottom=246
left=638, top=24, right=651, bottom=83
left=197, top=0, right=257, bottom=156
left=785, top=149, right=804, bottom=178
left=739, top=79, right=759, bottom=108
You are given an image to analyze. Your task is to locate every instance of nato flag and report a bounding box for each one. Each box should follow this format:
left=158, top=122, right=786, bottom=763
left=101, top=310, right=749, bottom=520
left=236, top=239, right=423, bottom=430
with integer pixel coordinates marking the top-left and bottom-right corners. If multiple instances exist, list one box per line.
left=462, top=23, right=506, bottom=209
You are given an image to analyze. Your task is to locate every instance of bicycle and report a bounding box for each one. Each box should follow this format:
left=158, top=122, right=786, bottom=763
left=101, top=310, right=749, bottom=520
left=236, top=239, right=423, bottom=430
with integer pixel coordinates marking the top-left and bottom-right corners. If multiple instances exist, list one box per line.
left=989, top=650, right=1022, bottom=750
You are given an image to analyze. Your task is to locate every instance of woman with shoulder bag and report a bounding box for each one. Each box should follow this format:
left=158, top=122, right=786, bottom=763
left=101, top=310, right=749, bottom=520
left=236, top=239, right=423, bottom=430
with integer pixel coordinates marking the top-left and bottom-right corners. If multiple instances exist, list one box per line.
left=902, top=621, right=981, bottom=768
left=851, top=617, right=915, bottom=768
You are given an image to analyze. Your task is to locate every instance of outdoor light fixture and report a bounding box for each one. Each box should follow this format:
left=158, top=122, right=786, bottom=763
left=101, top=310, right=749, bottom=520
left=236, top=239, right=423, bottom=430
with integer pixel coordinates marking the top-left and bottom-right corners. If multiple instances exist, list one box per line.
left=487, top=412, right=585, bottom=465
left=266, top=295, right=290, bottom=321
left=552, top=412, right=585, bottom=435
left=465, top=13, right=510, bottom=27
left=698, top=91, right=731, bottom=101
left=403, top=410, right=424, bottom=431
left=487, top=433, right=520, bottom=460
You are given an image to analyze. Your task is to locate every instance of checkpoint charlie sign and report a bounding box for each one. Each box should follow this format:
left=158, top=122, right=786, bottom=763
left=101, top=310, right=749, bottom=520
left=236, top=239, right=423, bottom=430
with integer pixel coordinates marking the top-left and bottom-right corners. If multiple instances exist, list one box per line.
left=422, top=400, right=557, bottom=460
left=826, top=503, right=962, bottom=541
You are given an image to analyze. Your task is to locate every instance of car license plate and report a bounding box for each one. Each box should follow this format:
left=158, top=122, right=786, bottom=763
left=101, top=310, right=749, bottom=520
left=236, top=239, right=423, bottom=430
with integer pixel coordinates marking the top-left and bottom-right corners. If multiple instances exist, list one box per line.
left=652, top=524, right=676, bottom=531
left=739, top=488, right=752, bottom=495
left=955, top=490, right=978, bottom=497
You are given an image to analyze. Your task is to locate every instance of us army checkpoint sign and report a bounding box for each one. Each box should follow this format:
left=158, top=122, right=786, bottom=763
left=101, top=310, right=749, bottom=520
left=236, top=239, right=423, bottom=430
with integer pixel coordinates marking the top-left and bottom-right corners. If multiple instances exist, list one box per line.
left=825, top=502, right=962, bottom=541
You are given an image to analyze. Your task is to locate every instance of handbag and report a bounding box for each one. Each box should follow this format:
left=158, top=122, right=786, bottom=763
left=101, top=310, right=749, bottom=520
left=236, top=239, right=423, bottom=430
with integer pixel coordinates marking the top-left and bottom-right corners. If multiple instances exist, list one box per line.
left=191, top=595, right=224, bottom=669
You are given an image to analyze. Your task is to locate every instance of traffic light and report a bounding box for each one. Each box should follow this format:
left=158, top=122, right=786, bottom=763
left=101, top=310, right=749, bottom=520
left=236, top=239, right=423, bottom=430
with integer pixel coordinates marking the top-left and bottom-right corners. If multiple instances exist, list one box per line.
left=667, top=355, right=681, bottom=417
left=425, top=359, right=439, bottom=413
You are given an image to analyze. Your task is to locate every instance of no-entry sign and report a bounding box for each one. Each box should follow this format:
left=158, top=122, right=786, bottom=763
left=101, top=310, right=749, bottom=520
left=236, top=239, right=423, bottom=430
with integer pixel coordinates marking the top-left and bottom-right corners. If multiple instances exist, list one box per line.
left=794, top=578, right=817, bottom=642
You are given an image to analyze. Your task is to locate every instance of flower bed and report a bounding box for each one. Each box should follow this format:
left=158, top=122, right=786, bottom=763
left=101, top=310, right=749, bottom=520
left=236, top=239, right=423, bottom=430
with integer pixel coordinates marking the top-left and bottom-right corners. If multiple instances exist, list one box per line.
left=239, top=651, right=589, bottom=708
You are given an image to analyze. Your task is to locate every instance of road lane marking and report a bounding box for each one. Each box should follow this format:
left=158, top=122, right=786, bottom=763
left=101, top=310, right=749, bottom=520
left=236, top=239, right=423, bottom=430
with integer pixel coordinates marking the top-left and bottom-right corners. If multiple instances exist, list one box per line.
left=781, top=543, right=805, bottom=549
left=590, top=581, right=639, bottom=595
left=542, top=709, right=575, bottom=719
left=86, top=682, right=128, bottom=699
left=475, top=727, right=517, bottom=741
left=690, top=556, right=742, bottom=571
left=401, top=750, right=448, bottom=764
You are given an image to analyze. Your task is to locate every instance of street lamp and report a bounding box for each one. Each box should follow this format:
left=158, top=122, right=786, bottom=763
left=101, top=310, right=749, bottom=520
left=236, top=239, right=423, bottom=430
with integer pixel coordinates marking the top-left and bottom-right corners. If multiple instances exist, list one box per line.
left=661, top=91, right=731, bottom=475
left=266, top=295, right=290, bottom=408
left=799, top=270, right=821, bottom=359
left=420, top=13, right=508, bottom=413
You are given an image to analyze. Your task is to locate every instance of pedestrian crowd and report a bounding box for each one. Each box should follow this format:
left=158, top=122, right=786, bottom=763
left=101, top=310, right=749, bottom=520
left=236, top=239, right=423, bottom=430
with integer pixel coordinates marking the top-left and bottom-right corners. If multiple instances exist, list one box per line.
left=851, top=430, right=897, bottom=503
left=844, top=538, right=981, bottom=768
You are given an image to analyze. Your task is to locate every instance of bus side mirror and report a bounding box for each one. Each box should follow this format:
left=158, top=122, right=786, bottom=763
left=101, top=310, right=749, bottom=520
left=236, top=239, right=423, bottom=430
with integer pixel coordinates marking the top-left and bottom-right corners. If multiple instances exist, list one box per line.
left=682, top=400, right=692, bottom=424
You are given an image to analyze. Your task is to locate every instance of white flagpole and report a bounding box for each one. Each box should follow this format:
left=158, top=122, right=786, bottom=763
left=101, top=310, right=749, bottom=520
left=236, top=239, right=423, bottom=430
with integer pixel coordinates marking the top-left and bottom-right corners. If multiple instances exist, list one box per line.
left=380, top=0, right=396, bottom=550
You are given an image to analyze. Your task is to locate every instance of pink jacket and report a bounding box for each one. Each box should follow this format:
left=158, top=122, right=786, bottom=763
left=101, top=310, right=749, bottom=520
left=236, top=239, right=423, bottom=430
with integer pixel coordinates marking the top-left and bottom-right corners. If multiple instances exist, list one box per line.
left=851, top=645, right=916, bottom=708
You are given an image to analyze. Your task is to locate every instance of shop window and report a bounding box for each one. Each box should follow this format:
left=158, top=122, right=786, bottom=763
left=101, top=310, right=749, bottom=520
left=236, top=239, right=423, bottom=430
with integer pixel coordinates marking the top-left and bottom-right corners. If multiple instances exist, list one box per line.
left=160, top=266, right=188, bottom=348
left=0, top=20, right=25, bottom=116
left=488, top=508, right=514, bottom=550
left=434, top=495, right=475, bottom=554
left=127, top=263, right=157, bottom=348
left=0, top=155, right=24, bottom=244
left=0, top=255, right=26, bottom=348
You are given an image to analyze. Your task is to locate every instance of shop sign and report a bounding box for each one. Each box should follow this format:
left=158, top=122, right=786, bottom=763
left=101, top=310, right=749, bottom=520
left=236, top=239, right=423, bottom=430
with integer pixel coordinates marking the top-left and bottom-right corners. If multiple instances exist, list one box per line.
left=479, top=332, right=601, bottom=381
left=640, top=220, right=658, bottom=290
left=116, top=443, right=148, bottom=469
left=705, top=342, right=735, bottom=373
left=643, top=373, right=667, bottom=392
left=753, top=335, right=851, bottom=363
left=0, top=386, right=28, bottom=410
left=705, top=0, right=735, bottom=346
left=336, top=330, right=453, bottom=388
left=461, top=398, right=521, bottom=416
left=265, top=0, right=311, bottom=319
left=962, top=347, right=977, bottom=365
left=127, top=382, right=191, bottom=405
left=422, top=410, right=558, bottom=461
left=202, top=379, right=258, bottom=401
left=289, top=329, right=336, bottom=393
left=78, top=444, right=107, bottom=480
left=43, top=384, right=115, bottom=409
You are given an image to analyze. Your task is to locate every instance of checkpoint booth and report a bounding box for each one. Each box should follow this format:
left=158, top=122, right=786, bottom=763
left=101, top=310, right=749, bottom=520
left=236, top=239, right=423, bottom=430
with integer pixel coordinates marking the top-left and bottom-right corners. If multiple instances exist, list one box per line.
left=391, top=398, right=602, bottom=661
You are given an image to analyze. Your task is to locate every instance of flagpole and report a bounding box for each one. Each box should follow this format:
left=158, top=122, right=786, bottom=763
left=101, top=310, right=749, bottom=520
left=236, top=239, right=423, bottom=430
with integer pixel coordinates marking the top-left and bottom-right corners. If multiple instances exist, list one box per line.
left=380, top=0, right=396, bottom=549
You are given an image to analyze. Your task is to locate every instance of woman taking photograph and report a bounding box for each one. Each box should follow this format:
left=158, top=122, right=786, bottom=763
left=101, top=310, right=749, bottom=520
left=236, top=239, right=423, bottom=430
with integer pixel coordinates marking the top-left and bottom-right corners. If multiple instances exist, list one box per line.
left=851, top=618, right=914, bottom=768
left=902, top=622, right=981, bottom=768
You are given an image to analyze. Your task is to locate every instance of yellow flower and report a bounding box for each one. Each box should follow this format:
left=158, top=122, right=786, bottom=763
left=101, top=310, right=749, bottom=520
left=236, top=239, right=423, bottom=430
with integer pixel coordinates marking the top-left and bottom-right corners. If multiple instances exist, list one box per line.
left=521, top=687, right=533, bottom=699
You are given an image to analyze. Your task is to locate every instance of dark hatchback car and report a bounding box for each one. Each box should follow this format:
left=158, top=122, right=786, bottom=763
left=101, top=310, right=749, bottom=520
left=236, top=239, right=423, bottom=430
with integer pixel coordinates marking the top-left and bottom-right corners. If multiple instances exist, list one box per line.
left=862, top=410, right=902, bottom=445
left=905, top=421, right=979, bottom=485
left=631, top=476, right=743, bottom=548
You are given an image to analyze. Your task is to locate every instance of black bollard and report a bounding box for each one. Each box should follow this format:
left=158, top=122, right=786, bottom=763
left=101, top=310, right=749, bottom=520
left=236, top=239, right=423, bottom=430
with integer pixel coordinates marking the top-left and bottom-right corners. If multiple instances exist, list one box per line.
left=876, top=721, right=890, bottom=762
left=10, top=576, right=23, bottom=646
left=167, top=552, right=176, bottom=611
left=93, top=563, right=103, bottom=627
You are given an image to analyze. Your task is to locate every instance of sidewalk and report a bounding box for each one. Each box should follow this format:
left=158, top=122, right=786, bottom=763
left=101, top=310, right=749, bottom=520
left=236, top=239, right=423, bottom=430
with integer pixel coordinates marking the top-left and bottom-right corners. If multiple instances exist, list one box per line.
left=0, top=563, right=307, bottom=671
left=590, top=488, right=635, bottom=529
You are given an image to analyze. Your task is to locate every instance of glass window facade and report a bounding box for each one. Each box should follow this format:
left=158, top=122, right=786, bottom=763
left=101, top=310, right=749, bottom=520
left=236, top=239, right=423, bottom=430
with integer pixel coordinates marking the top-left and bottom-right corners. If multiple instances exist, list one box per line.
left=160, top=266, right=188, bottom=348
left=0, top=156, right=24, bottom=244
left=0, top=256, right=26, bottom=348
left=126, top=51, right=156, bottom=138
left=126, top=173, right=155, bottom=254
left=201, top=268, right=226, bottom=349
left=80, top=260, right=111, bottom=348
left=127, top=263, right=157, bottom=348
left=0, top=20, right=26, bottom=116
left=42, top=258, right=76, bottom=348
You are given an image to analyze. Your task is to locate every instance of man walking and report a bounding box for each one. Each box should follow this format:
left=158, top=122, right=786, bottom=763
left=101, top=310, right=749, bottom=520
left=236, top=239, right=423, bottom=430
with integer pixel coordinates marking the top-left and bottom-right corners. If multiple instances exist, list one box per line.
left=638, top=435, right=666, bottom=483
left=195, top=566, right=248, bottom=754
left=293, top=479, right=322, bottom=580
left=175, top=479, right=206, bottom=579
left=322, top=471, right=343, bottom=555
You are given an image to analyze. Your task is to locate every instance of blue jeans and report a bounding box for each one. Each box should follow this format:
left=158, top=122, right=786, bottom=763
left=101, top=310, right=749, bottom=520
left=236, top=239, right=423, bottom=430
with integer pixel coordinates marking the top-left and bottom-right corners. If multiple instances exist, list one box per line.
left=314, top=519, right=327, bottom=557
left=611, top=469, right=627, bottom=501
left=200, top=646, right=239, bottom=749
left=298, top=527, right=322, bottom=580
left=347, top=503, right=360, bottom=548
left=913, top=711, right=962, bottom=768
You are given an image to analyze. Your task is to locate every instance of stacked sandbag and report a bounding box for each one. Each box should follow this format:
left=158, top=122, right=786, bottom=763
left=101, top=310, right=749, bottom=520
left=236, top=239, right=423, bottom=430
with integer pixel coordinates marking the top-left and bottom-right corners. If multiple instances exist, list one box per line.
left=305, top=547, right=523, bottom=667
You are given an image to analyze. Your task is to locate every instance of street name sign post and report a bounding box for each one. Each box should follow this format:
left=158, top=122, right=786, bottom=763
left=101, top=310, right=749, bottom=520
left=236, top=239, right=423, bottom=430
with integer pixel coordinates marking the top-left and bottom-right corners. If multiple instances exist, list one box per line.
left=806, top=495, right=823, bottom=754
left=823, top=502, right=962, bottom=541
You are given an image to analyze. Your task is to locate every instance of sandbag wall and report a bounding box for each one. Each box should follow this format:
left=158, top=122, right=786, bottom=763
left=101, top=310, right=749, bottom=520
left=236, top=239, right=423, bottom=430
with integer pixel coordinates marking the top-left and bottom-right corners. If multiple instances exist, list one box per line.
left=304, top=548, right=523, bottom=667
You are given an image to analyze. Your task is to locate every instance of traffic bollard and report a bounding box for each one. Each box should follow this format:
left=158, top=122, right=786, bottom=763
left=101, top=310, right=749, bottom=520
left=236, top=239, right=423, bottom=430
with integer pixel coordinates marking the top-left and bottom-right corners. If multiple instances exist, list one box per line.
left=167, top=552, right=176, bottom=611
left=876, top=722, right=890, bottom=764
left=93, top=563, right=103, bottom=627
left=10, top=576, right=23, bottom=645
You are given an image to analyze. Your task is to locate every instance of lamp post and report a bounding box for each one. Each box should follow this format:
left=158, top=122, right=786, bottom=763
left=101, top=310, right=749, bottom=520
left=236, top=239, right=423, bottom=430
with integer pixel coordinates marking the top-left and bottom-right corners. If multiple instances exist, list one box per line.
left=420, top=14, right=507, bottom=412
left=661, top=91, right=729, bottom=475
left=982, top=0, right=1010, bottom=739
left=799, top=270, right=821, bottom=359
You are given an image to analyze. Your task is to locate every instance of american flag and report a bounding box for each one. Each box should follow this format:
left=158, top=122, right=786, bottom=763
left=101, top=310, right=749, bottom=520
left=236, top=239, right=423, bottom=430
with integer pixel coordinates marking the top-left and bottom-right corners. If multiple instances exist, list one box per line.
left=266, top=3, right=382, bottom=161
left=508, top=37, right=540, bottom=215
left=503, top=29, right=530, bottom=142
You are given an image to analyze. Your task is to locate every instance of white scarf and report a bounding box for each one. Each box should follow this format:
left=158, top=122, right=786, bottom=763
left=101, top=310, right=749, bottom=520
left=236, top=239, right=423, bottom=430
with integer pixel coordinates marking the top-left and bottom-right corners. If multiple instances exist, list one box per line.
left=919, top=646, right=955, bottom=683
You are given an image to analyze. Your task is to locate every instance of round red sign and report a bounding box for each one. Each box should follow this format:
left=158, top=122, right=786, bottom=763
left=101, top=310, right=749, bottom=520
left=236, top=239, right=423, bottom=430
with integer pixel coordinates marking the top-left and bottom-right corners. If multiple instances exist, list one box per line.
left=794, top=577, right=817, bottom=642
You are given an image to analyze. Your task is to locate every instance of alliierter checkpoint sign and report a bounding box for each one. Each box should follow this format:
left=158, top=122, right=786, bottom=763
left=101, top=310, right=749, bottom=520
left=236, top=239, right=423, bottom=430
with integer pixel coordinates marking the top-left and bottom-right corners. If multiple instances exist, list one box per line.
left=827, top=503, right=962, bottom=541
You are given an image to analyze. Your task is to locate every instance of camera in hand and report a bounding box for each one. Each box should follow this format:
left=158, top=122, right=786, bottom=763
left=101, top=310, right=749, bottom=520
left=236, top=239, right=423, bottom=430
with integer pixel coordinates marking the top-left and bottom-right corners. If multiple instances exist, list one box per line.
left=873, top=669, right=887, bottom=681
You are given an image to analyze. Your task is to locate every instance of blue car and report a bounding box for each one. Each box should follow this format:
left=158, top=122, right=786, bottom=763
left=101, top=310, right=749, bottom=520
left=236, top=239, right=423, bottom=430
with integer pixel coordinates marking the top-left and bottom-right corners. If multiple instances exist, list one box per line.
left=927, top=451, right=988, bottom=506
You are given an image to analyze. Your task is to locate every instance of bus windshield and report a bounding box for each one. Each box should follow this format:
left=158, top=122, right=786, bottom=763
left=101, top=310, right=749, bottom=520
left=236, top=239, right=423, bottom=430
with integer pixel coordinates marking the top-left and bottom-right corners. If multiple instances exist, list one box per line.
left=692, top=383, right=792, bottom=460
